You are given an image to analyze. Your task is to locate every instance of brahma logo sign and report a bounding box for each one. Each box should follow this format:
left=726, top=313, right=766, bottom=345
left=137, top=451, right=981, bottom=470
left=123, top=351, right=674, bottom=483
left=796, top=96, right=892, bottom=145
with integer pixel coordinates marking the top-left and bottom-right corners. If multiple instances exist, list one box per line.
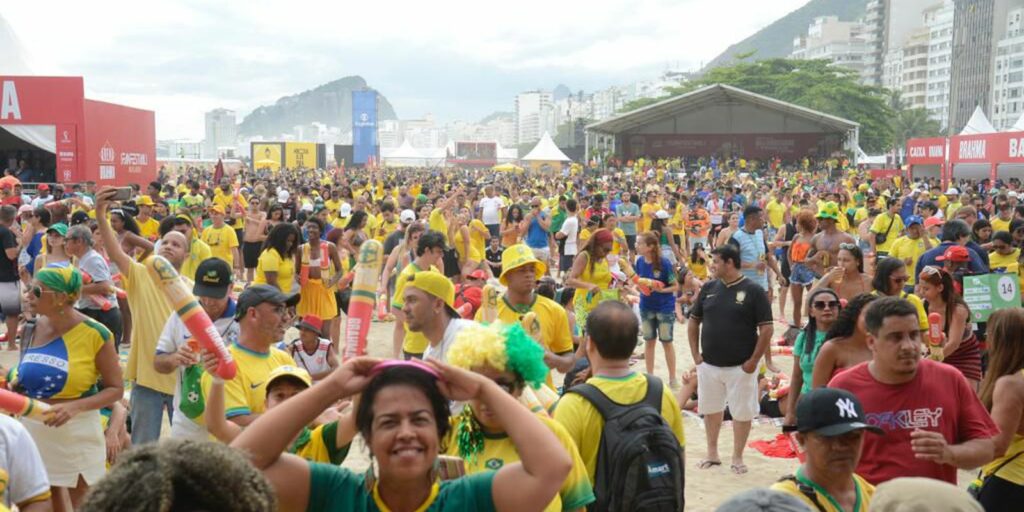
left=0, top=81, right=20, bottom=121
left=1010, top=138, right=1024, bottom=159
left=959, top=139, right=987, bottom=160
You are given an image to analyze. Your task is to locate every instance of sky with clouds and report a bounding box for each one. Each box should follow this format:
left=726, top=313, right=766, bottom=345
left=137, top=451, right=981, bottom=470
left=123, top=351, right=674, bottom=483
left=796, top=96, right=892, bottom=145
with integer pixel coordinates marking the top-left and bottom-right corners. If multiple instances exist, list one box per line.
left=3, top=0, right=807, bottom=139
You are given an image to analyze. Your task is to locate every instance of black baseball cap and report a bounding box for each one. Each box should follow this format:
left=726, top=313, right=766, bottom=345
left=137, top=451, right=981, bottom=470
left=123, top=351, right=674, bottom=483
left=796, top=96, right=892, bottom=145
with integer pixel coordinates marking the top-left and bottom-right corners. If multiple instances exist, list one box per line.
left=193, top=258, right=233, bottom=299
left=235, top=284, right=299, bottom=320
left=789, top=388, right=884, bottom=437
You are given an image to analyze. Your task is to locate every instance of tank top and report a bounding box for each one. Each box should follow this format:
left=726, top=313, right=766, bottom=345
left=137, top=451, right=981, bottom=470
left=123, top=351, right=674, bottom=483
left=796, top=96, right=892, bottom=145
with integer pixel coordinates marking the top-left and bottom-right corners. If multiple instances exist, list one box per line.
left=573, top=251, right=613, bottom=311
left=790, top=237, right=812, bottom=264
left=289, top=338, right=334, bottom=377
left=300, top=241, right=333, bottom=285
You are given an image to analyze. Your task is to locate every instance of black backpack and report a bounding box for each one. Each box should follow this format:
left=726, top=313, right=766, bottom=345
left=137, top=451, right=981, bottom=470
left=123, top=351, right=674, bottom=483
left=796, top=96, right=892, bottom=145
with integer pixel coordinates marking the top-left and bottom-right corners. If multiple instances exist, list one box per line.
left=569, top=375, right=685, bottom=511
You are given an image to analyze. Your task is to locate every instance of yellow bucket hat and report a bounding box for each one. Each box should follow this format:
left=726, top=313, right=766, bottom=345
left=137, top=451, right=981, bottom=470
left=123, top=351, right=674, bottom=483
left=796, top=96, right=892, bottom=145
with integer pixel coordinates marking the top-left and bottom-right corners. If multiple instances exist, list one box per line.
left=499, top=244, right=548, bottom=286
left=816, top=201, right=841, bottom=221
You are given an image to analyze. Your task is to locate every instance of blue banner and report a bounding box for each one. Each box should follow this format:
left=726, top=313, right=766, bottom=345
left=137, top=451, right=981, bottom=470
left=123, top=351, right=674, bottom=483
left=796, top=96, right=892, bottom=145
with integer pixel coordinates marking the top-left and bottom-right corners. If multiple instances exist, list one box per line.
left=352, top=90, right=378, bottom=165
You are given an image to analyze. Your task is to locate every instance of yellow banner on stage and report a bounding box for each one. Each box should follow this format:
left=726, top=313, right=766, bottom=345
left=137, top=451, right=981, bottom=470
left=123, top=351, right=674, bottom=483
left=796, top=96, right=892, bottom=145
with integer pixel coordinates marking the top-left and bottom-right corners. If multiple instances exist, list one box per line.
left=252, top=143, right=282, bottom=171
left=285, top=142, right=317, bottom=169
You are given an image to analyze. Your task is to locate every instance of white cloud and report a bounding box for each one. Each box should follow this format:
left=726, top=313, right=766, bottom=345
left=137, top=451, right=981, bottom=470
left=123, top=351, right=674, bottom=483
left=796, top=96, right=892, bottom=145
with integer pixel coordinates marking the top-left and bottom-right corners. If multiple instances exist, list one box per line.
left=3, top=0, right=806, bottom=139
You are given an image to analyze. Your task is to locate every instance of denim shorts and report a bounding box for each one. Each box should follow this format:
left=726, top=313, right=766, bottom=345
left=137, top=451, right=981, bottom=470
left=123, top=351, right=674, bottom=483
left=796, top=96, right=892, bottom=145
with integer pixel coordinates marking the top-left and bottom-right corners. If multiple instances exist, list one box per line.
left=641, top=309, right=675, bottom=343
left=789, top=263, right=816, bottom=286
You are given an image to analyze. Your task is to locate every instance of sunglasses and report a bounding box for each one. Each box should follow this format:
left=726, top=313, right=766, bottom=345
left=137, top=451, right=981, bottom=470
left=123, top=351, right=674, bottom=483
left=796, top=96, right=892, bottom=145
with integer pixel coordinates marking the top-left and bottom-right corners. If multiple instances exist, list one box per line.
left=30, top=286, right=58, bottom=298
left=921, top=265, right=942, bottom=276
left=812, top=300, right=840, bottom=310
left=839, top=243, right=857, bottom=251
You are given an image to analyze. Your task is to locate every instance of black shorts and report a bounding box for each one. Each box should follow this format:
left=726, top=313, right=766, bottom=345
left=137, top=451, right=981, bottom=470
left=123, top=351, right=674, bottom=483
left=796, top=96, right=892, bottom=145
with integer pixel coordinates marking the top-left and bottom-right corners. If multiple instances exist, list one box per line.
left=976, top=474, right=1024, bottom=511
left=673, top=235, right=682, bottom=248
left=559, top=254, right=575, bottom=272
left=242, top=241, right=263, bottom=269
left=336, top=290, right=351, bottom=315
left=442, top=247, right=461, bottom=278
left=626, top=234, right=637, bottom=251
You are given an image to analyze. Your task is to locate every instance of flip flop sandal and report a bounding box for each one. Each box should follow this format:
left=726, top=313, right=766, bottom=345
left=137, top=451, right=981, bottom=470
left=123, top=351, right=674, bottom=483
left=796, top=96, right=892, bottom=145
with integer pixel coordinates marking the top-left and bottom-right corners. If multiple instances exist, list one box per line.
left=696, top=459, right=721, bottom=470
left=730, top=463, right=748, bottom=475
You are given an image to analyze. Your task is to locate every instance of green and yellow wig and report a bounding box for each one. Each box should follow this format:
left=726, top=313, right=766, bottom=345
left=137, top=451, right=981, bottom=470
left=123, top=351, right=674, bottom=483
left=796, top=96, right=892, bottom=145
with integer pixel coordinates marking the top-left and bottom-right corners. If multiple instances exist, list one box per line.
left=447, top=322, right=548, bottom=389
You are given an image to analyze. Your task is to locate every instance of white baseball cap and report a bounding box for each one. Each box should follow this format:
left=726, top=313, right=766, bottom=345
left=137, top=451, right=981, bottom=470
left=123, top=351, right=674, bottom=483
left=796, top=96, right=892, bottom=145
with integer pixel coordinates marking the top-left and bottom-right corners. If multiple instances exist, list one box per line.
left=339, top=203, right=352, bottom=218
left=655, top=209, right=670, bottom=220
left=277, top=189, right=290, bottom=204
left=399, top=209, right=416, bottom=223
left=945, top=187, right=959, bottom=195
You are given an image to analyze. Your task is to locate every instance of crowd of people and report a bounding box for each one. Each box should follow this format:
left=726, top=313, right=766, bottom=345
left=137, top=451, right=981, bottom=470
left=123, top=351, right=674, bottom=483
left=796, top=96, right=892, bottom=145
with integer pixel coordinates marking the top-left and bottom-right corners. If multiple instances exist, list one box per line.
left=0, top=158, right=1019, bottom=510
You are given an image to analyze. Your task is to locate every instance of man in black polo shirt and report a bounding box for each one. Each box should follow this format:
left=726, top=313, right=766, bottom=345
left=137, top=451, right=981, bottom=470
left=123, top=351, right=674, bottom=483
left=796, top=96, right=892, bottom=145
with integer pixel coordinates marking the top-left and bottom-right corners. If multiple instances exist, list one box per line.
left=687, top=244, right=773, bottom=475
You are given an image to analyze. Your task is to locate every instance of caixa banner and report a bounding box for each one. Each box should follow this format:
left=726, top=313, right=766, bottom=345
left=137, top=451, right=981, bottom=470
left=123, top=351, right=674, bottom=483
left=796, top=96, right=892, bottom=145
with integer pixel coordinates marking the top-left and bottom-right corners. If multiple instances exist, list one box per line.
left=352, top=90, right=379, bottom=166
left=905, top=137, right=946, bottom=166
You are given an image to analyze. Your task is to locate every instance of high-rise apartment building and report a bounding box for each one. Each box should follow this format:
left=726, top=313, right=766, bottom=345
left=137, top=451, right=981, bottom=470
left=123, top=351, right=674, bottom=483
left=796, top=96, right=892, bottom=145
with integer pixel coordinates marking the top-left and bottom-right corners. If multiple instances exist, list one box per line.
left=203, top=108, right=237, bottom=159
left=514, top=91, right=555, bottom=146
left=948, top=0, right=1018, bottom=133
left=791, top=16, right=869, bottom=75
left=925, top=0, right=954, bottom=129
left=862, top=0, right=939, bottom=86
left=992, top=6, right=1024, bottom=129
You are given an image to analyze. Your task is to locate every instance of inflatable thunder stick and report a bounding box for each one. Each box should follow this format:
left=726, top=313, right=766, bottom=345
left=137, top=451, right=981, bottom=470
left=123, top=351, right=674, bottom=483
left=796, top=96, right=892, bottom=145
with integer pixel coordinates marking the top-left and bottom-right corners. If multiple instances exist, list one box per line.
left=144, top=255, right=237, bottom=380
left=520, top=312, right=541, bottom=340
left=479, top=284, right=498, bottom=323
left=0, top=388, right=51, bottom=421
left=927, top=312, right=945, bottom=361
left=344, top=240, right=383, bottom=360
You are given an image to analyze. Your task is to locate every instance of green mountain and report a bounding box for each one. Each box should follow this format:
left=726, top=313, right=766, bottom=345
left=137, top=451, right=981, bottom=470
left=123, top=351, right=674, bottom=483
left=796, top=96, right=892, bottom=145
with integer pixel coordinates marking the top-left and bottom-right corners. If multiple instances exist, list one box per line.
left=239, top=76, right=398, bottom=137
left=703, top=0, right=869, bottom=70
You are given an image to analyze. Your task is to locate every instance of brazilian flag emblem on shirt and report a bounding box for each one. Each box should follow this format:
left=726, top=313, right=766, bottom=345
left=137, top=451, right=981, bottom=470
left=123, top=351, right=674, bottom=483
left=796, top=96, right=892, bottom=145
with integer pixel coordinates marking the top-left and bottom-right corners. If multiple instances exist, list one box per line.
left=485, top=458, right=504, bottom=470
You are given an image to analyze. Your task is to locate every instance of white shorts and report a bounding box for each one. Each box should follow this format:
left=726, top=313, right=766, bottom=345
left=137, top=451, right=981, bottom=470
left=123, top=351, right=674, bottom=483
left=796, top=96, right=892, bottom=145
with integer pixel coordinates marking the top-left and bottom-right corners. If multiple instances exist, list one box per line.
left=530, top=247, right=550, bottom=263
left=696, top=362, right=759, bottom=421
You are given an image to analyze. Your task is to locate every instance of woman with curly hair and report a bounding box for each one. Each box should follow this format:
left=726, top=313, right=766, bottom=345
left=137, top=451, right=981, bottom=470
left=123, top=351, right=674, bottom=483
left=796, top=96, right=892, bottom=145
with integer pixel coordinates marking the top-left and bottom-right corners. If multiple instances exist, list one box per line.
left=444, top=322, right=595, bottom=512
left=79, top=438, right=275, bottom=512
left=253, top=222, right=300, bottom=293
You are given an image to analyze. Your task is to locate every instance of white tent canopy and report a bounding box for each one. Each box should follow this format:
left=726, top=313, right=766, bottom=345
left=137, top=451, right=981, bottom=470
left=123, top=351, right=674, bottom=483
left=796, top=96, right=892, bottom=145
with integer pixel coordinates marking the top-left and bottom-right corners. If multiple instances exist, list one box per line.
left=381, top=139, right=428, bottom=166
left=960, top=106, right=996, bottom=135
left=521, top=132, right=570, bottom=162
left=855, top=145, right=886, bottom=165
left=1010, top=112, right=1024, bottom=132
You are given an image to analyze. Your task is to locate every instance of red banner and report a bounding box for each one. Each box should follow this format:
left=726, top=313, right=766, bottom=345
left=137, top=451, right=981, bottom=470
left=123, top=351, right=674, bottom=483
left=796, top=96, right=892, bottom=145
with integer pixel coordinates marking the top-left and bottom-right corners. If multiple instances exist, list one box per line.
left=0, top=76, right=83, bottom=125
left=905, top=137, right=946, bottom=165
left=947, top=131, right=1024, bottom=164
left=82, top=100, right=156, bottom=186
left=624, top=133, right=840, bottom=159
left=870, top=168, right=903, bottom=178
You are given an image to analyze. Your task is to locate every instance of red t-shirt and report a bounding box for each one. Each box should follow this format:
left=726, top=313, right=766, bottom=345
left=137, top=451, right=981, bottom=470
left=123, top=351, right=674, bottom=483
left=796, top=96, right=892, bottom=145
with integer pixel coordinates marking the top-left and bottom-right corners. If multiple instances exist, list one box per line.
left=829, top=359, right=997, bottom=485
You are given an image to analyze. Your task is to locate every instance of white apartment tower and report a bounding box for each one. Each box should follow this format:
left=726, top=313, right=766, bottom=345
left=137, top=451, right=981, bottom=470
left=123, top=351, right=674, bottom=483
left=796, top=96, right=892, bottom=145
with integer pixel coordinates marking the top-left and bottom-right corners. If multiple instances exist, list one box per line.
left=992, top=6, right=1024, bottom=129
left=203, top=108, right=237, bottom=159
left=514, top=90, right=555, bottom=146
left=925, top=0, right=954, bottom=129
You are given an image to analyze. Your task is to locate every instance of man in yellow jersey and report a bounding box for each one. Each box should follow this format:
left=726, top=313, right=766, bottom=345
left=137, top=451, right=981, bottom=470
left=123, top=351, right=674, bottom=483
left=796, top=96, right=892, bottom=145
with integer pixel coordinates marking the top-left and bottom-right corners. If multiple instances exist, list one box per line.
left=554, top=301, right=685, bottom=505
left=213, top=180, right=249, bottom=243
left=887, top=216, right=935, bottom=293
left=135, top=195, right=161, bottom=241
left=207, top=284, right=299, bottom=427
left=772, top=388, right=881, bottom=512
left=390, top=230, right=446, bottom=359
left=94, top=186, right=190, bottom=444
left=170, top=214, right=212, bottom=281
left=476, top=245, right=574, bottom=382
left=202, top=205, right=241, bottom=275
left=869, top=198, right=904, bottom=257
